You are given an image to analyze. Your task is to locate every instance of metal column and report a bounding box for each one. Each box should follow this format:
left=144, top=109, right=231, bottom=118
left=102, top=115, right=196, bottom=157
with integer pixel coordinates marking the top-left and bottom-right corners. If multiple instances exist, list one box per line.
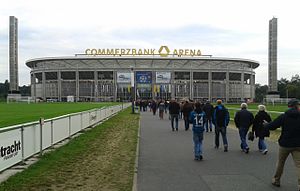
left=42, top=71, right=46, bottom=101
left=241, top=70, right=245, bottom=102
left=58, top=71, right=61, bottom=102
left=190, top=71, right=193, bottom=100
left=94, top=71, right=98, bottom=102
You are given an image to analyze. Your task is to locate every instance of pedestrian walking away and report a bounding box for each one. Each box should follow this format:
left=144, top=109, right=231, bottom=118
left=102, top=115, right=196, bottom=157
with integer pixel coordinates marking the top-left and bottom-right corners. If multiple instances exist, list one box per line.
left=151, top=100, right=157, bottom=115
left=234, top=103, right=254, bottom=154
left=183, top=100, right=193, bottom=131
left=158, top=100, right=165, bottom=120
left=252, top=105, right=272, bottom=154
left=203, top=101, right=214, bottom=132
left=212, top=100, right=229, bottom=152
left=169, top=99, right=180, bottom=131
left=264, top=99, right=300, bottom=190
left=189, top=102, right=206, bottom=161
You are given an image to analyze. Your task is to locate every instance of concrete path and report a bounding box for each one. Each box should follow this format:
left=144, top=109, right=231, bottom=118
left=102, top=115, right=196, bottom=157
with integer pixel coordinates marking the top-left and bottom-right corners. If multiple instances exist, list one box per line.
left=137, top=111, right=298, bottom=191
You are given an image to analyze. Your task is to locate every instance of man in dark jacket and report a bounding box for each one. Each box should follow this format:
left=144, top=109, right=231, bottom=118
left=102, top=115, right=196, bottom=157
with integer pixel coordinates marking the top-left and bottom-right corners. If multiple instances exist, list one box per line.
left=234, top=103, right=254, bottom=153
left=212, top=100, right=229, bottom=152
left=183, top=100, right=193, bottom=131
left=265, top=99, right=300, bottom=190
left=169, top=99, right=181, bottom=131
left=203, top=101, right=214, bottom=132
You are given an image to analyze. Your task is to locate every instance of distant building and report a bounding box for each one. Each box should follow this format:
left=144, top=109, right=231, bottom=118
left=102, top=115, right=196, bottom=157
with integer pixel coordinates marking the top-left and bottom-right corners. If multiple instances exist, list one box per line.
left=9, top=16, right=19, bottom=92
left=26, top=55, right=259, bottom=103
left=268, top=17, right=278, bottom=93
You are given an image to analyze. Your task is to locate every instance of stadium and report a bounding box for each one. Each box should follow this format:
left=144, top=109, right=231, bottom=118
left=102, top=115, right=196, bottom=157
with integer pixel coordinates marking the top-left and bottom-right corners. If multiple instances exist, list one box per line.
left=26, top=48, right=259, bottom=103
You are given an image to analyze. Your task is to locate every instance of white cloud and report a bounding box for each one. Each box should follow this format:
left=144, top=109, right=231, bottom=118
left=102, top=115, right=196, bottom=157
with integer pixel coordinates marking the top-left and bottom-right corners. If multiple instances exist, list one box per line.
left=0, top=0, right=300, bottom=85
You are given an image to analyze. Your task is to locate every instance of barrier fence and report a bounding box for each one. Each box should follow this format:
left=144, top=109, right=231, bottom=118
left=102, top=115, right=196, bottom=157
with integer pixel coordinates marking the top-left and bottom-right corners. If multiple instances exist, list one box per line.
left=0, top=103, right=131, bottom=172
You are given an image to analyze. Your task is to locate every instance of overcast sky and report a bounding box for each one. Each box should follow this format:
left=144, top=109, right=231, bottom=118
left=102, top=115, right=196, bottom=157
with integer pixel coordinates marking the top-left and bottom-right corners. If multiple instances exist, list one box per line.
left=1, top=0, right=299, bottom=85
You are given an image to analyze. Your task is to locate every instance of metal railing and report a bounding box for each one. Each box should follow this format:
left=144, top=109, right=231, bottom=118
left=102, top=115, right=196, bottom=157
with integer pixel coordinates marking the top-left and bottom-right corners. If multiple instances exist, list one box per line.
left=0, top=103, right=130, bottom=172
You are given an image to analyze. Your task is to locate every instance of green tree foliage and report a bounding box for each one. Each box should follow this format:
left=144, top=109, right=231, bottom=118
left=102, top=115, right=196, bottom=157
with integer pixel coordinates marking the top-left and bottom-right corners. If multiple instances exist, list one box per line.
left=255, top=84, right=268, bottom=103
left=0, top=80, right=31, bottom=101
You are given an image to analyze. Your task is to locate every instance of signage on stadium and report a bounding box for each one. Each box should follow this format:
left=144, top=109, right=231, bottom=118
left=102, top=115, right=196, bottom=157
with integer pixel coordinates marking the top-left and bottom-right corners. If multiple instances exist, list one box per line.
left=84, top=45, right=202, bottom=57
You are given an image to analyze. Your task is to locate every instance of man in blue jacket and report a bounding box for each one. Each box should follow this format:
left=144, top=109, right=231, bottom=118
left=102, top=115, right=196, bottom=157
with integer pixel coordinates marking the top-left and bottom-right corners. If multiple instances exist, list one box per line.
left=212, top=100, right=229, bottom=152
left=189, top=102, right=206, bottom=160
left=234, top=103, right=254, bottom=153
left=265, top=99, right=300, bottom=190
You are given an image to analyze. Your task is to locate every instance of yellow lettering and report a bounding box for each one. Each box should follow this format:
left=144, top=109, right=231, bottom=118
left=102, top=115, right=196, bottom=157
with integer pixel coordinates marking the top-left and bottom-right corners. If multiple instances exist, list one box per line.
left=121, top=49, right=126, bottom=54
left=138, top=49, right=143, bottom=55
left=85, top=49, right=90, bottom=54
left=150, top=49, right=155, bottom=54
left=98, top=49, right=106, bottom=55
left=132, top=49, right=137, bottom=55
left=173, top=49, right=178, bottom=55
left=91, top=49, right=97, bottom=55
left=185, top=49, right=189, bottom=55
left=179, top=49, right=184, bottom=56
left=115, top=49, right=120, bottom=55
left=144, top=49, right=149, bottom=54
left=196, top=50, right=201, bottom=56
left=190, top=49, right=196, bottom=56
left=126, top=49, right=131, bottom=55
left=107, top=49, right=114, bottom=55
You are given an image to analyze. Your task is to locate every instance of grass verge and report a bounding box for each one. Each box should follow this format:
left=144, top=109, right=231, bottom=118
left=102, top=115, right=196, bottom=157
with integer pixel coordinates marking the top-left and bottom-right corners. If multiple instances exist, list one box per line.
left=0, top=108, right=139, bottom=191
left=0, top=102, right=117, bottom=128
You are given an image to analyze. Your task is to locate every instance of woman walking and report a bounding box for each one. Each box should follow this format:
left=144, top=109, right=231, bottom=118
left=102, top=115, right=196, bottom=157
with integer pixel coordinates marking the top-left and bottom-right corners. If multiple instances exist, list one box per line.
left=252, top=105, right=272, bottom=154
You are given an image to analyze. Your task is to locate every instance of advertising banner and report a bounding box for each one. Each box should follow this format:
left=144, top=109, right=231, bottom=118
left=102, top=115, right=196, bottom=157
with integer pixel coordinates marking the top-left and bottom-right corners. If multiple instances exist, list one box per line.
left=136, top=71, right=152, bottom=84
left=0, top=130, right=22, bottom=172
left=117, top=72, right=131, bottom=83
left=156, top=72, right=171, bottom=84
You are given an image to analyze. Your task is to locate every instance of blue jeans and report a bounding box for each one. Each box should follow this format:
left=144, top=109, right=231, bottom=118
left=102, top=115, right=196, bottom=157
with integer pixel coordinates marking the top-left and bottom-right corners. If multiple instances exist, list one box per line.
left=258, top=138, right=267, bottom=151
left=239, top=128, right=249, bottom=150
left=193, top=132, right=203, bottom=157
left=184, top=119, right=190, bottom=130
left=205, top=119, right=212, bottom=132
left=215, top=126, right=228, bottom=147
left=170, top=114, right=179, bottom=130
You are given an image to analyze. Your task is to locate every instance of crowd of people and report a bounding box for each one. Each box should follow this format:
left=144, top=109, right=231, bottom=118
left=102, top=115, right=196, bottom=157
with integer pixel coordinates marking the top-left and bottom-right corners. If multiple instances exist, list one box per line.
left=137, top=98, right=300, bottom=190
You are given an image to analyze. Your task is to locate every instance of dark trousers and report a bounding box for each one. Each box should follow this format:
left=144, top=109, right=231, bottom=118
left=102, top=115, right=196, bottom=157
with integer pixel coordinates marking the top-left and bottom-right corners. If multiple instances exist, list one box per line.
left=215, top=126, right=228, bottom=148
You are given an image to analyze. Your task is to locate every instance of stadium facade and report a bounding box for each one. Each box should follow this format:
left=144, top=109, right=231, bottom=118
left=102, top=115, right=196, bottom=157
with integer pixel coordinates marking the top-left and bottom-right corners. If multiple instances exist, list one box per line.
left=26, top=48, right=259, bottom=103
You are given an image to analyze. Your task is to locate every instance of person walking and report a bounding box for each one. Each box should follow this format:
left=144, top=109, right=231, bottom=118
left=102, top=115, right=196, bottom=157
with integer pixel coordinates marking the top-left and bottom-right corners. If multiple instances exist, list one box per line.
left=252, top=105, right=272, bottom=154
left=183, top=100, right=193, bottom=131
left=151, top=100, right=157, bottom=115
left=189, top=102, right=206, bottom=161
left=234, top=103, right=254, bottom=153
left=203, top=101, right=214, bottom=132
left=158, top=100, right=165, bottom=119
left=169, top=99, right=180, bottom=131
left=212, top=100, right=229, bottom=152
left=264, top=99, right=300, bottom=190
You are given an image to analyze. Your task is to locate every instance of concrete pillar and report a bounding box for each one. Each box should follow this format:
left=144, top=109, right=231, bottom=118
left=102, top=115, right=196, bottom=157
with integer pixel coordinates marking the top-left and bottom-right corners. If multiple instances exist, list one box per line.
left=76, top=70, right=79, bottom=102
left=94, top=71, right=98, bottom=102
left=171, top=71, right=175, bottom=99
left=250, top=74, right=254, bottom=100
left=58, top=71, right=61, bottom=102
left=226, top=71, right=229, bottom=103
left=42, top=71, right=46, bottom=101
left=208, top=71, right=212, bottom=102
left=32, top=73, right=36, bottom=101
left=152, top=71, right=155, bottom=100
left=190, top=71, right=193, bottom=100
left=241, top=71, right=245, bottom=101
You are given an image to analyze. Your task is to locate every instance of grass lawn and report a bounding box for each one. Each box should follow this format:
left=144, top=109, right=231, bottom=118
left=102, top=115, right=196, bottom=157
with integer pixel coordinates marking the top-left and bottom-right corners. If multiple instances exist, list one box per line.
left=0, top=108, right=139, bottom=191
left=0, top=102, right=118, bottom=128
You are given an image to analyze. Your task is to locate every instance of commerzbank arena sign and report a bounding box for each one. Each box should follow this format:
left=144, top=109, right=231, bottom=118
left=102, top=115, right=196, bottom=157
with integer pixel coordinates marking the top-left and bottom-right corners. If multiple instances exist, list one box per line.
left=84, top=45, right=202, bottom=57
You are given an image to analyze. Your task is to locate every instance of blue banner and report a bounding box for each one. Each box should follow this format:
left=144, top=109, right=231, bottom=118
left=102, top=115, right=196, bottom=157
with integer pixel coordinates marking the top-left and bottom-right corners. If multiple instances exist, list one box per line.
left=136, top=71, right=152, bottom=84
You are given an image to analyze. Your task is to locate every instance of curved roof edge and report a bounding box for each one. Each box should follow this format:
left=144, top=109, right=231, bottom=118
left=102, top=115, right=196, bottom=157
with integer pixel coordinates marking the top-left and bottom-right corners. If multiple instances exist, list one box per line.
left=25, top=56, right=260, bottom=69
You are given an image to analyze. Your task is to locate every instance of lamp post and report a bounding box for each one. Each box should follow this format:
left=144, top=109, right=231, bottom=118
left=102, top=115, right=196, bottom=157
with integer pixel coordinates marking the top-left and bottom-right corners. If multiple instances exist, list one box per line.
left=131, top=67, right=135, bottom=114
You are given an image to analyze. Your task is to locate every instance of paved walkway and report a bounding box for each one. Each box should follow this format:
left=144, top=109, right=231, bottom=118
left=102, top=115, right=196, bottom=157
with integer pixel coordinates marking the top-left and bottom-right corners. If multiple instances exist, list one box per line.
left=137, top=111, right=298, bottom=191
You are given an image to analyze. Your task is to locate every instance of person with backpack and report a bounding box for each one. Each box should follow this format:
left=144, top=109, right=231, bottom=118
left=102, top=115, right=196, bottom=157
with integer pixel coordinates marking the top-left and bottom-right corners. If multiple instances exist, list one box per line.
left=189, top=102, right=206, bottom=160
left=158, top=100, right=165, bottom=119
left=264, top=99, right=300, bottom=190
left=252, top=105, right=272, bottom=154
left=234, top=103, right=254, bottom=153
left=212, top=100, right=229, bottom=152
left=169, top=99, right=180, bottom=131
left=203, top=101, right=214, bottom=132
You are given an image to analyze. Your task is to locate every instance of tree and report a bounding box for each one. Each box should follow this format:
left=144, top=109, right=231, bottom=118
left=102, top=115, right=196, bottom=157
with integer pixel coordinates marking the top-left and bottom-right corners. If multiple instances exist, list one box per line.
left=255, top=84, right=268, bottom=103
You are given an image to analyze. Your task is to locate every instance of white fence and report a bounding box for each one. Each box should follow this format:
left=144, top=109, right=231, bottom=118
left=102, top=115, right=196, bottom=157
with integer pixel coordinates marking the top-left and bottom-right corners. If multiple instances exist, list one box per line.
left=0, top=103, right=131, bottom=172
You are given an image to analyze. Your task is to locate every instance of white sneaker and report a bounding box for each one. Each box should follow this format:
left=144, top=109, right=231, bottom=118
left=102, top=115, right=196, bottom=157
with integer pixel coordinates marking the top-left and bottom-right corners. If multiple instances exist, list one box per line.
left=262, top=149, right=268, bottom=155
